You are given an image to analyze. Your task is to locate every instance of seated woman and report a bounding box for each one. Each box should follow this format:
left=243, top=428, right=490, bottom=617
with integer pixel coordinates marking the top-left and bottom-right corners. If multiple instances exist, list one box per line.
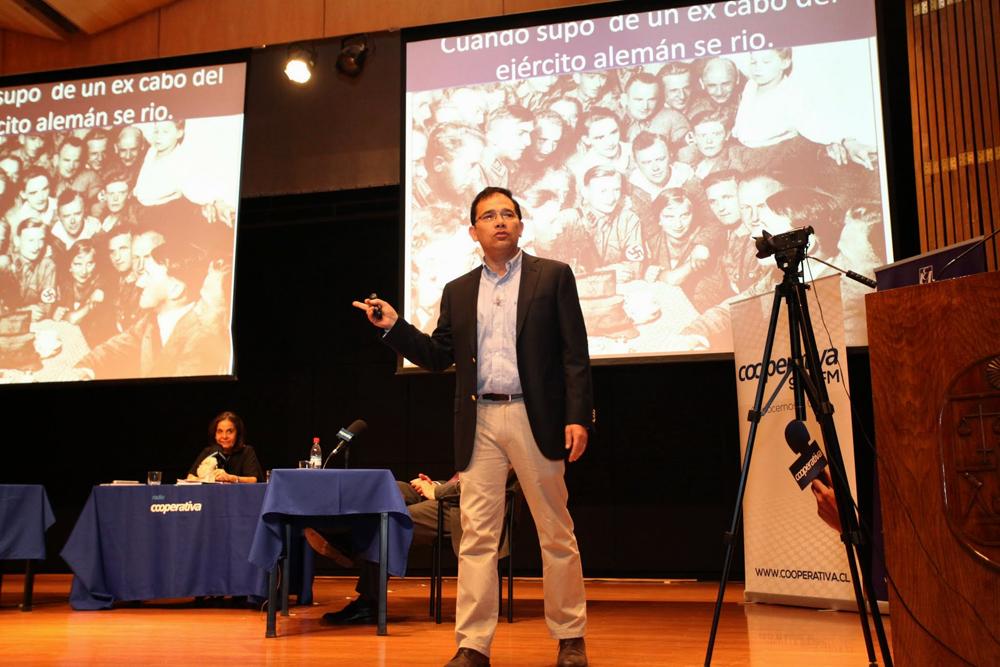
left=186, top=411, right=264, bottom=483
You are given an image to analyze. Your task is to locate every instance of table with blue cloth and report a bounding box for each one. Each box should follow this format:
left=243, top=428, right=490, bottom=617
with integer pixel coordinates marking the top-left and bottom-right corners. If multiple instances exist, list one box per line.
left=0, top=484, right=55, bottom=611
left=249, top=468, right=413, bottom=637
left=61, top=483, right=312, bottom=610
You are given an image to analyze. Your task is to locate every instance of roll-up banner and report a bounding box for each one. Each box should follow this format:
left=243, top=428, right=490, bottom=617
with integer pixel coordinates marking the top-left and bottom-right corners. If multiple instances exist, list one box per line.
left=730, top=274, right=859, bottom=609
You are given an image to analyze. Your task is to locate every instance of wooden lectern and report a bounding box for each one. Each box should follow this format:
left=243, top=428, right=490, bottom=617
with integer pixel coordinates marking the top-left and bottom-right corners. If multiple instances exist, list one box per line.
left=866, top=271, right=1000, bottom=665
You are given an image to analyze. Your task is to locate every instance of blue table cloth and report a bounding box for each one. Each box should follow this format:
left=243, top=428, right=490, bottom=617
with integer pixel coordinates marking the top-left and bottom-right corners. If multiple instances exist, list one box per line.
left=0, top=485, right=54, bottom=560
left=61, top=483, right=312, bottom=610
left=249, top=468, right=412, bottom=576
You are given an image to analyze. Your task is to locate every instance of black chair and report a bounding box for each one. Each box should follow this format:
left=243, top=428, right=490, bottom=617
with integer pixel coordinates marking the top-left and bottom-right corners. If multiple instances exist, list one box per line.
left=430, top=480, right=520, bottom=624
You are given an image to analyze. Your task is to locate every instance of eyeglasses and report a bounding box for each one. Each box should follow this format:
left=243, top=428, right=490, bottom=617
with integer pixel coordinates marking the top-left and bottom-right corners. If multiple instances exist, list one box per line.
left=476, top=209, right=518, bottom=224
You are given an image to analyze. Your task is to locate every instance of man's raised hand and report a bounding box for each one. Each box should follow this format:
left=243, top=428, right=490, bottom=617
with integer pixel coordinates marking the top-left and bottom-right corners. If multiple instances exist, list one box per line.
left=352, top=296, right=397, bottom=329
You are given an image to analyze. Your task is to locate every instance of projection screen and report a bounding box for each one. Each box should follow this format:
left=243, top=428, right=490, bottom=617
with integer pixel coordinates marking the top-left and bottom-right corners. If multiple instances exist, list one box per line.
left=0, top=58, right=246, bottom=383
left=402, top=0, right=892, bottom=363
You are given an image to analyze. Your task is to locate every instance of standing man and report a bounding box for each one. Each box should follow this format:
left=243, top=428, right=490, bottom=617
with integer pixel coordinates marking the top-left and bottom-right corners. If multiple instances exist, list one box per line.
left=353, top=186, right=593, bottom=667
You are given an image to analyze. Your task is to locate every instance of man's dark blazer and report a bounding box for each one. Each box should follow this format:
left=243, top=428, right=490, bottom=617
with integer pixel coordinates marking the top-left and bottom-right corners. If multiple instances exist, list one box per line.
left=384, top=252, right=594, bottom=471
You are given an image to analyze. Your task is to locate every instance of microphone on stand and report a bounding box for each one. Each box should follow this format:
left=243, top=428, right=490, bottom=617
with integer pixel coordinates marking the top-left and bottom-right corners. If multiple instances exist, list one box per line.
left=322, top=419, right=368, bottom=468
left=937, top=227, right=1000, bottom=279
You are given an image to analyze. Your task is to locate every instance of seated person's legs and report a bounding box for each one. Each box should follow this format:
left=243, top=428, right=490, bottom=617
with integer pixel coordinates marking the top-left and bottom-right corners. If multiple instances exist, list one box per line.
left=317, top=477, right=456, bottom=625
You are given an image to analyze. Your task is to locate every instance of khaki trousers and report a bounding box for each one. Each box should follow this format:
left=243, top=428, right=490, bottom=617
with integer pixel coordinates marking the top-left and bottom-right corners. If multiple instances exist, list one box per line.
left=456, top=399, right=586, bottom=655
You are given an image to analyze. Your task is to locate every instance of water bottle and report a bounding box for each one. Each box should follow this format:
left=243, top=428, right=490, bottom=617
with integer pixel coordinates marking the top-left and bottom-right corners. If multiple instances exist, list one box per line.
left=309, top=437, right=322, bottom=469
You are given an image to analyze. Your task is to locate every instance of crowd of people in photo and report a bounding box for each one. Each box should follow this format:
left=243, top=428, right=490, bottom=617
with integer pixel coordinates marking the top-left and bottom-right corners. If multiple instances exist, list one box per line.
left=407, top=45, right=888, bottom=349
left=0, top=119, right=237, bottom=380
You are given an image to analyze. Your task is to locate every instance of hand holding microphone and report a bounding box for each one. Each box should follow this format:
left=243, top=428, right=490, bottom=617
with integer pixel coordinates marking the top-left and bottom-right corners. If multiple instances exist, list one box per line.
left=810, top=468, right=842, bottom=532
left=786, top=420, right=843, bottom=534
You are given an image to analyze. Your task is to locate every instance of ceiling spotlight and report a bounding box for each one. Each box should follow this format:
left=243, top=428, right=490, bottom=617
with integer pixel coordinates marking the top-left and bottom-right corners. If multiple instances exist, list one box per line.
left=336, top=35, right=371, bottom=77
left=284, top=44, right=316, bottom=84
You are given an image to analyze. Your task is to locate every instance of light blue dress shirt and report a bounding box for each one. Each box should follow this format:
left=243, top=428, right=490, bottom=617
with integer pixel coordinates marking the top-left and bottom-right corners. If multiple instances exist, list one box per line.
left=476, top=250, right=523, bottom=396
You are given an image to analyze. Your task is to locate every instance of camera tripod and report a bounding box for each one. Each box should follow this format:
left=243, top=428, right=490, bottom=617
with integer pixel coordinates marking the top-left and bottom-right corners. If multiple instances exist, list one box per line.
left=704, top=242, right=892, bottom=666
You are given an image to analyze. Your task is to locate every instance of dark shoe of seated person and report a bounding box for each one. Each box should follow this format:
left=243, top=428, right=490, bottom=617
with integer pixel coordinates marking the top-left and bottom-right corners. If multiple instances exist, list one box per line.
left=303, top=527, right=354, bottom=568
left=321, top=597, right=375, bottom=625
left=443, top=647, right=490, bottom=667
left=557, top=637, right=588, bottom=667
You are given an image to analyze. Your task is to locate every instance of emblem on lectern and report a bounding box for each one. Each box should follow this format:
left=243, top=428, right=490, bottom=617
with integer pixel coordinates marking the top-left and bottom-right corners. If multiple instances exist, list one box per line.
left=939, top=354, right=1000, bottom=569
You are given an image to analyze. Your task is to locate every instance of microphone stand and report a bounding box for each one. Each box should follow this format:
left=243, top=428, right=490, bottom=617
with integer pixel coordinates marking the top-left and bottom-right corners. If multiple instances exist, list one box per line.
left=322, top=443, right=340, bottom=469
left=937, top=227, right=1000, bottom=279
left=704, top=244, right=892, bottom=667
left=321, top=441, right=352, bottom=469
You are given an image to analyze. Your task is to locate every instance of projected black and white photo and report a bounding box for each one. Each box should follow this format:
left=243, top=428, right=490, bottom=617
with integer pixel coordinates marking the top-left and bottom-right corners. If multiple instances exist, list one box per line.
left=404, top=0, right=892, bottom=361
left=0, top=62, right=245, bottom=383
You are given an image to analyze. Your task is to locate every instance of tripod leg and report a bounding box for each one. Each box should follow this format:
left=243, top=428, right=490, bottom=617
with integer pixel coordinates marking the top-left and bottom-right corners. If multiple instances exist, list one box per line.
left=855, top=530, right=893, bottom=666
left=784, top=283, right=808, bottom=421
left=820, top=426, right=892, bottom=666
left=789, top=282, right=888, bottom=666
left=705, top=287, right=786, bottom=667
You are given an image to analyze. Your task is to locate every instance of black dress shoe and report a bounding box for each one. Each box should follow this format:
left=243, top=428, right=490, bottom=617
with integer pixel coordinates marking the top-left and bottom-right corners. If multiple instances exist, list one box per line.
left=557, top=637, right=588, bottom=667
left=321, top=598, right=376, bottom=625
left=443, top=647, right=490, bottom=666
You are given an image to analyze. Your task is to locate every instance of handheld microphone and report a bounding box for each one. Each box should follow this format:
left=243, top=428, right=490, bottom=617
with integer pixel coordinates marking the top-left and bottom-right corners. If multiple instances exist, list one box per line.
left=785, top=420, right=828, bottom=490
left=322, top=419, right=368, bottom=468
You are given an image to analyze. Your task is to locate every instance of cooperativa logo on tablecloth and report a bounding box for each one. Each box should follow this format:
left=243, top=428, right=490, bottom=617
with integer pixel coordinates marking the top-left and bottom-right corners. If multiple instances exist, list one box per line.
left=149, top=501, right=203, bottom=513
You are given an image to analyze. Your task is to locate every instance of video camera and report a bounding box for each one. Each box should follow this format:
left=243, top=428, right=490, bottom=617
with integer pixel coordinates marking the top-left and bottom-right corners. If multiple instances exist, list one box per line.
left=754, top=225, right=814, bottom=260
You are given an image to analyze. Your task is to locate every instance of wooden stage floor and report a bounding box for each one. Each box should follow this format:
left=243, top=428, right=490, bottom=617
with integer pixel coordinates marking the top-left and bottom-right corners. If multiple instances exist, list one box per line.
left=0, top=575, right=891, bottom=665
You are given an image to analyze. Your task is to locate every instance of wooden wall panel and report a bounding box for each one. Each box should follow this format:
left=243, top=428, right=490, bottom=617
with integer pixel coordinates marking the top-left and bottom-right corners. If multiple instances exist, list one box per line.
left=905, top=3, right=928, bottom=255
left=0, top=1, right=65, bottom=40
left=503, top=0, right=602, bottom=15
left=976, top=0, right=1000, bottom=245
left=0, top=11, right=159, bottom=75
left=928, top=9, right=950, bottom=248
left=952, top=4, right=974, bottom=243
left=158, top=0, right=325, bottom=56
left=324, top=0, right=503, bottom=36
left=46, top=0, right=174, bottom=35
left=908, top=0, right=1000, bottom=272
left=0, top=0, right=599, bottom=76
left=942, top=6, right=967, bottom=245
